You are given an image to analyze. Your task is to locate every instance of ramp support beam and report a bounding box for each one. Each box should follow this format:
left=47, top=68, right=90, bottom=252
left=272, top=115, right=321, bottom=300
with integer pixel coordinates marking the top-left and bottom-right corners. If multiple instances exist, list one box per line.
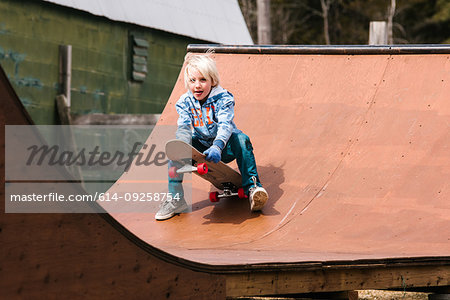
left=225, top=265, right=450, bottom=297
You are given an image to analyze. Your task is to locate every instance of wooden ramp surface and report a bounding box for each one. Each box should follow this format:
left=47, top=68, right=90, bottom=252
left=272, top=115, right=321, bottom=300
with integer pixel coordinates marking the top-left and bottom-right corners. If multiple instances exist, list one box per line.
left=109, top=49, right=450, bottom=266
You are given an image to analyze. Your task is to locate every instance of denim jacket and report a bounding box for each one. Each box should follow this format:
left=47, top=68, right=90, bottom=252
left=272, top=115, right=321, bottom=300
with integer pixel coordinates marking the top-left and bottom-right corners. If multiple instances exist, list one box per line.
left=175, top=85, right=241, bottom=148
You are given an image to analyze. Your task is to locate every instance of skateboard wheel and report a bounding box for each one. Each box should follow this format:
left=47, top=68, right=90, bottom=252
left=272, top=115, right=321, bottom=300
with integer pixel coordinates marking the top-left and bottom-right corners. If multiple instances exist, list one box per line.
left=168, top=166, right=178, bottom=178
left=238, top=188, right=247, bottom=199
left=197, top=163, right=208, bottom=175
left=209, top=192, right=219, bottom=202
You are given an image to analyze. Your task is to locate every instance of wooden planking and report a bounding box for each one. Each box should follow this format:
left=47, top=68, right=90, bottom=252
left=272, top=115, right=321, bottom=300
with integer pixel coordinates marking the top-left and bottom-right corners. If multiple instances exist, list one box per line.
left=225, top=265, right=450, bottom=297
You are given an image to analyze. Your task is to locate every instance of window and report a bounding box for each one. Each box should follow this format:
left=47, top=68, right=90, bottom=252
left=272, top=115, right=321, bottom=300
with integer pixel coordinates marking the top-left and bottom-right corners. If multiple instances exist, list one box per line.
left=130, top=33, right=149, bottom=82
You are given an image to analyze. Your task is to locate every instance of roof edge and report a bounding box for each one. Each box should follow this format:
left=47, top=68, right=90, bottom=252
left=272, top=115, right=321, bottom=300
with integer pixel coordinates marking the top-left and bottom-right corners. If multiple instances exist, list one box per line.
left=188, top=44, right=450, bottom=55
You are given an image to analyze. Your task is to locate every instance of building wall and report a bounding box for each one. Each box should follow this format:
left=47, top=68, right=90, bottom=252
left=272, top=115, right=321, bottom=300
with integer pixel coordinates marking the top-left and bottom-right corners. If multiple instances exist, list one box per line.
left=0, top=0, right=202, bottom=124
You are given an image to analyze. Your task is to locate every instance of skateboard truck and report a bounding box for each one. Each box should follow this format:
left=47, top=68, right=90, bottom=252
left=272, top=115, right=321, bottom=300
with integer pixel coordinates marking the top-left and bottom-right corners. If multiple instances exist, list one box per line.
left=168, top=163, right=208, bottom=178
left=209, top=183, right=247, bottom=202
left=168, top=163, right=246, bottom=203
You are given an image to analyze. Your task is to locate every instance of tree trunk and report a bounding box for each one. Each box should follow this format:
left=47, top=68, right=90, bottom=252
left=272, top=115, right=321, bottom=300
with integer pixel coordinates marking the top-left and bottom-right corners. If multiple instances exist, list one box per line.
left=387, top=0, right=396, bottom=44
left=320, top=0, right=331, bottom=45
left=257, top=0, right=272, bottom=44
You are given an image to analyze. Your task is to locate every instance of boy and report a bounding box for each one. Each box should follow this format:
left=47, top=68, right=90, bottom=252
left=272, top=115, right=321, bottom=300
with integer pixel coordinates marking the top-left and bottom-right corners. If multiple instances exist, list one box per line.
left=155, top=53, right=268, bottom=221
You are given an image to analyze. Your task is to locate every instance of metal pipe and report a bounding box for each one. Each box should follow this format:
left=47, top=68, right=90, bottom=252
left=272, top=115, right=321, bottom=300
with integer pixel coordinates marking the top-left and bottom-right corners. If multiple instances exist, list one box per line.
left=188, top=44, right=450, bottom=55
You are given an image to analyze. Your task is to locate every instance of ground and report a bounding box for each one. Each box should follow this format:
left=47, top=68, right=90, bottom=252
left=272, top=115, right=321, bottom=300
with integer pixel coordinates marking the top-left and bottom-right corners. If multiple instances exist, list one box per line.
left=357, top=290, right=429, bottom=300
left=233, top=290, right=430, bottom=299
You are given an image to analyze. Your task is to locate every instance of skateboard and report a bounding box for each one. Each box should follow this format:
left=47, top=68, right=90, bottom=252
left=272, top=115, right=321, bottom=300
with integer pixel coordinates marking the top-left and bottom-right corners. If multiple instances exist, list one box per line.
left=165, top=139, right=247, bottom=202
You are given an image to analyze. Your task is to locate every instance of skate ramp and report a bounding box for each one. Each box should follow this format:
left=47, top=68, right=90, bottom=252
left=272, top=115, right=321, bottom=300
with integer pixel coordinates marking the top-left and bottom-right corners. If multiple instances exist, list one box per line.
left=108, top=46, right=450, bottom=267
left=2, top=46, right=449, bottom=298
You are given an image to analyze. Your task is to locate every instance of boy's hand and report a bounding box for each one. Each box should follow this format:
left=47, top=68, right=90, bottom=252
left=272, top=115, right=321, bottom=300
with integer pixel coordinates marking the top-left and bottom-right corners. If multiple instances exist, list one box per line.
left=203, top=145, right=222, bottom=163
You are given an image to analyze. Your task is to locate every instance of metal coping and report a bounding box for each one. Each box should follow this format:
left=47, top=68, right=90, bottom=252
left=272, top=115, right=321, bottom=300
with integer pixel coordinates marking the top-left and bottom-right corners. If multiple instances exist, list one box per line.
left=188, top=44, right=450, bottom=55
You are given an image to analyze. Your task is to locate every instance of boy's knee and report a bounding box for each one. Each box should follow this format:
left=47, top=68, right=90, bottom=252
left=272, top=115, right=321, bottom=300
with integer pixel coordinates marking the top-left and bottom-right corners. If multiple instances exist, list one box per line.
left=231, top=133, right=253, bottom=151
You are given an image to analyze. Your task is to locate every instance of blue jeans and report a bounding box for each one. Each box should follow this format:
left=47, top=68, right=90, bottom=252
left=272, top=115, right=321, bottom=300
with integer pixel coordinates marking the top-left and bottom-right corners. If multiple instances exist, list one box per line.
left=168, top=132, right=262, bottom=199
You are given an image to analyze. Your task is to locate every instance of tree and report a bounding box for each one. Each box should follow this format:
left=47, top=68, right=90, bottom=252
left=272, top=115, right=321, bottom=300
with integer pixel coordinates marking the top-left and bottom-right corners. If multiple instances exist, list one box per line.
left=387, top=0, right=396, bottom=44
left=320, top=0, right=333, bottom=45
left=433, top=0, right=450, bottom=43
left=238, top=0, right=450, bottom=45
left=257, top=0, right=272, bottom=44
left=271, top=0, right=317, bottom=44
left=239, top=0, right=258, bottom=43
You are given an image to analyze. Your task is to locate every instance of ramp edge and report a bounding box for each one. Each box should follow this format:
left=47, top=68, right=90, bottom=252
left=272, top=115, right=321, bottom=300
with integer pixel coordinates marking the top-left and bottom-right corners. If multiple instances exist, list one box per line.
left=188, top=44, right=450, bottom=55
left=101, top=214, right=450, bottom=274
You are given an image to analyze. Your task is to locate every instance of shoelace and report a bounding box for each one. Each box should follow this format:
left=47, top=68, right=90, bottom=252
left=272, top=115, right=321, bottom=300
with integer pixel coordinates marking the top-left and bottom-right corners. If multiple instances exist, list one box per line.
left=251, top=176, right=258, bottom=187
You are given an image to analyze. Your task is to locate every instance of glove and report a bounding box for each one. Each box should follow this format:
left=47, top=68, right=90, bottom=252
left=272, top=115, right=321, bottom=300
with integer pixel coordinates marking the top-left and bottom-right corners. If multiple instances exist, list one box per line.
left=203, top=145, right=222, bottom=163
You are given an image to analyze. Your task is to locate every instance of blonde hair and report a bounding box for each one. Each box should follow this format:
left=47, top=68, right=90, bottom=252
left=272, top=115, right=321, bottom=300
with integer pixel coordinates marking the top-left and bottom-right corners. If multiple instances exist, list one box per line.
left=183, top=51, right=220, bottom=89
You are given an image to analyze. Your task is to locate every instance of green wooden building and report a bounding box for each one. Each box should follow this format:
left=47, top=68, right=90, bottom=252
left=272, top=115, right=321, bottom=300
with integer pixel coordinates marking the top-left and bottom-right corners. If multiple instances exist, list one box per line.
left=0, top=0, right=252, bottom=124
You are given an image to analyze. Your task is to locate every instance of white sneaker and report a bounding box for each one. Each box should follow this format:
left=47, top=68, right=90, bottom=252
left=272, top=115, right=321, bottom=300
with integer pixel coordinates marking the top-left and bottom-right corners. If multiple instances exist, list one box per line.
left=155, top=198, right=188, bottom=221
left=249, top=186, right=268, bottom=211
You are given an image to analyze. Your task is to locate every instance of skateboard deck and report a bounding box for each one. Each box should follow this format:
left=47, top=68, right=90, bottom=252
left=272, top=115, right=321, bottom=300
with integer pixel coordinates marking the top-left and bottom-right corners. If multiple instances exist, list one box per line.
left=165, top=139, right=245, bottom=201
